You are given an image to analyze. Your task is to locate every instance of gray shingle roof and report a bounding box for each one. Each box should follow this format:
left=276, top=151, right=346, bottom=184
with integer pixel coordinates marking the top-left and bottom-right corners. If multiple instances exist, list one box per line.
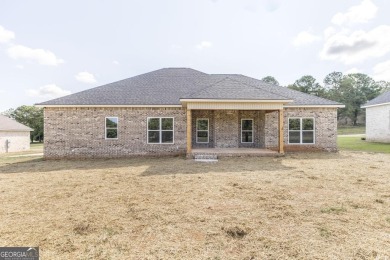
left=362, top=91, right=390, bottom=107
left=36, top=68, right=342, bottom=106
left=0, top=115, right=33, bottom=132
left=184, top=77, right=289, bottom=100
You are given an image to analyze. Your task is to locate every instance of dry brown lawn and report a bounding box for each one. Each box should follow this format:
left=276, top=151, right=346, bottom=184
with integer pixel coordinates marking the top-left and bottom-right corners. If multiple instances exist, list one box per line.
left=0, top=151, right=389, bottom=259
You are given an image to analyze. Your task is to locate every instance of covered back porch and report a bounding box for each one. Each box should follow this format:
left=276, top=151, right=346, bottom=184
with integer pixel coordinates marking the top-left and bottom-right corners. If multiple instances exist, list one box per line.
left=182, top=99, right=290, bottom=158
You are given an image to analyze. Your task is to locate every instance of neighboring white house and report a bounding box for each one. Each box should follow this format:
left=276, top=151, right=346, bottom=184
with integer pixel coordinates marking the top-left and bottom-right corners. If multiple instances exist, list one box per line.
left=0, top=115, right=33, bottom=153
left=362, top=91, right=390, bottom=143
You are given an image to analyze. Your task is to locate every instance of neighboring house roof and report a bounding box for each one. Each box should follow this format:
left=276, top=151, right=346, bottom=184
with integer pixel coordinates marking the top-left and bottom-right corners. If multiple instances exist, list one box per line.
left=362, top=91, right=390, bottom=108
left=36, top=68, right=343, bottom=107
left=0, top=115, right=33, bottom=132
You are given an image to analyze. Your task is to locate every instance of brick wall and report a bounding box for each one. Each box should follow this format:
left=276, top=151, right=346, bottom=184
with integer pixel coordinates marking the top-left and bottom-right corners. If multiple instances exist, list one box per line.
left=191, top=110, right=265, bottom=149
left=265, top=107, right=338, bottom=152
left=44, top=107, right=186, bottom=159
left=214, top=110, right=239, bottom=148
left=0, top=131, right=30, bottom=153
left=44, top=107, right=339, bottom=158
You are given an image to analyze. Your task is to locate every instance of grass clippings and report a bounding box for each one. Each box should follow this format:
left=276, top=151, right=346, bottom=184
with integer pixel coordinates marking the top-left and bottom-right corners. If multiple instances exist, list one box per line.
left=223, top=226, right=248, bottom=239
left=318, top=226, right=332, bottom=238
left=0, top=150, right=390, bottom=259
left=320, top=206, right=347, bottom=214
left=73, top=223, right=96, bottom=236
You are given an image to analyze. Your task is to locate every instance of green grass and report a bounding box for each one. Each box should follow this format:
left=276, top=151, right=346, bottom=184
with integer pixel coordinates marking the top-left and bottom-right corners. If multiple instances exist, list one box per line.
left=30, top=142, right=43, bottom=150
left=337, top=126, right=366, bottom=135
left=338, top=136, right=390, bottom=153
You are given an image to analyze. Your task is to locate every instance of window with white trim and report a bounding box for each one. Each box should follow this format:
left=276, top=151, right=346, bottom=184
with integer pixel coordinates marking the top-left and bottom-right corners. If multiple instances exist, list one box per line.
left=196, top=118, right=209, bottom=143
left=105, top=117, right=118, bottom=139
left=147, top=117, right=174, bottom=144
left=241, top=119, right=253, bottom=143
left=288, top=118, right=315, bottom=144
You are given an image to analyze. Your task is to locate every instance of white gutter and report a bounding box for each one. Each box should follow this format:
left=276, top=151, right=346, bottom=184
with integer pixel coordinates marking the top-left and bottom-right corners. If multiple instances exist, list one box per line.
left=284, top=104, right=345, bottom=108
left=180, top=99, right=293, bottom=103
left=35, top=104, right=183, bottom=108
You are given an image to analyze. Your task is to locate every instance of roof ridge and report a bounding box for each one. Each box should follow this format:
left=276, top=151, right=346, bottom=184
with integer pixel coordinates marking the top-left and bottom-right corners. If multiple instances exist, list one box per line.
left=236, top=74, right=342, bottom=104
left=161, top=67, right=209, bottom=75
left=185, top=76, right=230, bottom=98
left=227, top=75, right=291, bottom=100
left=232, top=74, right=291, bottom=98
left=185, top=76, right=291, bottom=100
left=35, top=69, right=163, bottom=105
left=36, top=68, right=211, bottom=105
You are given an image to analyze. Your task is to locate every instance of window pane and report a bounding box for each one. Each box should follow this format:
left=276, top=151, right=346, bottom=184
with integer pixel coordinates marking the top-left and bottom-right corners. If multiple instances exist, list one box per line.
left=106, top=129, right=117, bottom=139
left=197, top=119, right=208, bottom=131
left=162, top=118, right=173, bottom=130
left=289, top=119, right=300, bottom=130
left=242, top=120, right=253, bottom=130
left=302, top=131, right=314, bottom=143
left=242, top=132, right=253, bottom=143
left=302, top=118, right=314, bottom=130
left=197, top=131, right=208, bottom=142
left=162, top=131, right=173, bottom=143
left=148, top=118, right=160, bottom=130
left=289, top=131, right=300, bottom=143
left=148, top=131, right=160, bottom=143
left=106, top=117, right=118, bottom=128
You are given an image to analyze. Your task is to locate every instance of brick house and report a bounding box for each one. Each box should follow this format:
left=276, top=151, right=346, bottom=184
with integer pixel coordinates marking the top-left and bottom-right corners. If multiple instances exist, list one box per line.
left=362, top=91, right=390, bottom=143
left=36, top=68, right=344, bottom=159
left=0, top=115, right=33, bottom=153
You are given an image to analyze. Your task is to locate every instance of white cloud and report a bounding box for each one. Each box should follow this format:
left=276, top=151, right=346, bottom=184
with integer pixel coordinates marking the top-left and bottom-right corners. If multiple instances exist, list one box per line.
left=171, top=44, right=182, bottom=50
left=75, top=71, right=97, bottom=84
left=344, top=67, right=361, bottom=75
left=292, top=31, right=321, bottom=47
left=320, top=25, right=390, bottom=64
left=331, top=0, right=377, bottom=26
left=373, top=60, right=390, bottom=82
left=27, top=84, right=71, bottom=99
left=0, top=25, right=15, bottom=43
left=112, top=60, right=120, bottom=65
left=196, top=41, right=212, bottom=50
left=0, top=89, right=5, bottom=94
left=323, top=26, right=337, bottom=39
left=7, top=44, right=64, bottom=66
left=15, top=65, right=24, bottom=70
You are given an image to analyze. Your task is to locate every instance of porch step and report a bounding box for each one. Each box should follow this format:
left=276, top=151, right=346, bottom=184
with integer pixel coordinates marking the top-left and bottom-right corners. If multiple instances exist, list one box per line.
left=194, top=154, right=218, bottom=162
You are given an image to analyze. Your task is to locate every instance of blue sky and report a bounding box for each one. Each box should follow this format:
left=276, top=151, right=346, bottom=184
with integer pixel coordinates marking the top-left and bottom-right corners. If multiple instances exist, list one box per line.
left=1, top=0, right=390, bottom=111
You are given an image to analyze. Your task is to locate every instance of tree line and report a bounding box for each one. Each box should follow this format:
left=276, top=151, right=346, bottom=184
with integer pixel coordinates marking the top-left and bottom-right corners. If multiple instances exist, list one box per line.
left=2, top=106, right=44, bottom=142
left=262, top=72, right=390, bottom=126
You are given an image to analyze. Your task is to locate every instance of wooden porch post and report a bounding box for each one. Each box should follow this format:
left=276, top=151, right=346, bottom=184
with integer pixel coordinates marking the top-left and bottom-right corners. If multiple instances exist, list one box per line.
left=186, top=108, right=192, bottom=154
left=278, top=109, right=284, bottom=154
